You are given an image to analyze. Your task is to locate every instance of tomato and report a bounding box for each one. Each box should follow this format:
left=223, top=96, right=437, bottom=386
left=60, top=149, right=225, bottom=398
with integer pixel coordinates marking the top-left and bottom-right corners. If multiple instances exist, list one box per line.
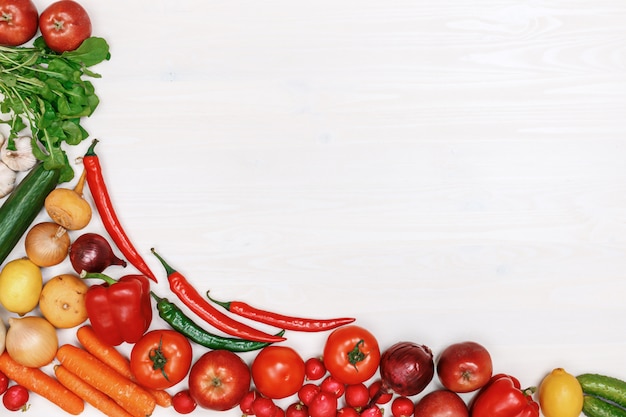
left=188, top=349, right=251, bottom=411
left=436, top=341, right=493, bottom=393
left=0, top=0, right=38, bottom=47
left=2, top=385, right=29, bottom=412
left=538, top=368, right=583, bottom=417
left=39, top=0, right=91, bottom=53
left=172, top=390, right=197, bottom=414
left=323, top=325, right=380, bottom=385
left=130, top=330, right=193, bottom=390
left=251, top=346, right=306, bottom=399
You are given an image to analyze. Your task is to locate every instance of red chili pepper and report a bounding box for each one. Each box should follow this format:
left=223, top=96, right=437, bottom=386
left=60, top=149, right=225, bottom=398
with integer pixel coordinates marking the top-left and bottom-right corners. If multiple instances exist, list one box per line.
left=151, top=248, right=286, bottom=343
left=206, top=291, right=355, bottom=332
left=83, top=139, right=157, bottom=282
left=82, top=271, right=153, bottom=346
left=470, top=373, right=539, bottom=417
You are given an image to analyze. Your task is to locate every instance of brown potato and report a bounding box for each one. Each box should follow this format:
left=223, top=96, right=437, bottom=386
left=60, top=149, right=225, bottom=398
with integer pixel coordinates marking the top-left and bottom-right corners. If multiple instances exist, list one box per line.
left=39, top=274, right=89, bottom=329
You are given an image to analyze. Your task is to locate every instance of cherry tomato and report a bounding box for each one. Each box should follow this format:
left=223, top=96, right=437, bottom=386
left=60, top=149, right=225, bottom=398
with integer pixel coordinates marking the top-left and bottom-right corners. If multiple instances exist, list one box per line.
left=323, top=325, right=380, bottom=385
left=251, top=346, right=306, bottom=399
left=0, top=0, right=38, bottom=46
left=130, top=330, right=193, bottom=390
left=39, top=0, right=91, bottom=53
left=172, top=390, right=197, bottom=415
left=3, top=385, right=29, bottom=411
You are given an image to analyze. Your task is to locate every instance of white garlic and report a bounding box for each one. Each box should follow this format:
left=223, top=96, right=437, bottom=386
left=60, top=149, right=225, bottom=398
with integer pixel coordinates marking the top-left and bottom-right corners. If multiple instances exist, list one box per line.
left=1, top=136, right=37, bottom=172
left=0, top=161, right=16, bottom=198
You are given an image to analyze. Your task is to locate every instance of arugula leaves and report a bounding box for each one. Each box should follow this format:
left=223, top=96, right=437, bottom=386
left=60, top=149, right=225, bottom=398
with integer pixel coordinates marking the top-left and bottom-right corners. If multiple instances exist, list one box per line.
left=0, top=37, right=110, bottom=182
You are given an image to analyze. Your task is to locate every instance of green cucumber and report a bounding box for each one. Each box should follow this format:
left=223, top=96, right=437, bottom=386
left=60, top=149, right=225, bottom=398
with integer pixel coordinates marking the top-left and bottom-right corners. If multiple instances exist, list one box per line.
left=578, top=374, right=626, bottom=409
left=582, top=396, right=626, bottom=417
left=0, top=163, right=60, bottom=265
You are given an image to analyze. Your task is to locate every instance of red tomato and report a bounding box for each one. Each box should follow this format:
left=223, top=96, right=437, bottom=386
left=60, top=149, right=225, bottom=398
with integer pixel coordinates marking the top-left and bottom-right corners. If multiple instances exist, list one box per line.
left=39, top=0, right=91, bottom=53
left=251, top=346, right=306, bottom=399
left=130, top=330, right=193, bottom=390
left=436, top=341, right=493, bottom=393
left=172, top=390, right=197, bottom=414
left=413, top=389, right=468, bottom=417
left=0, top=0, right=38, bottom=46
left=323, top=325, right=380, bottom=385
left=188, top=349, right=251, bottom=411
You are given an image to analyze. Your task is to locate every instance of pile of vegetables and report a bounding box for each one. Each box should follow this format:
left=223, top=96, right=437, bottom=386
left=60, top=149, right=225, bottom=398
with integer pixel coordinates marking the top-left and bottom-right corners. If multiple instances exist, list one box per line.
left=1, top=1, right=626, bottom=417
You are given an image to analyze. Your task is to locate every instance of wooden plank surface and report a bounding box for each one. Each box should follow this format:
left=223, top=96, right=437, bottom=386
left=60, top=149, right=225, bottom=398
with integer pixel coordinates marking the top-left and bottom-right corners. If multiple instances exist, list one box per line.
left=1, top=1, right=625, bottom=415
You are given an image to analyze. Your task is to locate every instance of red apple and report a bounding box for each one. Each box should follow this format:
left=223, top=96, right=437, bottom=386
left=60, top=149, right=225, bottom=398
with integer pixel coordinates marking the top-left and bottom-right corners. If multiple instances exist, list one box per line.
left=436, top=341, right=493, bottom=393
left=414, top=389, right=469, bottom=417
left=188, top=349, right=251, bottom=411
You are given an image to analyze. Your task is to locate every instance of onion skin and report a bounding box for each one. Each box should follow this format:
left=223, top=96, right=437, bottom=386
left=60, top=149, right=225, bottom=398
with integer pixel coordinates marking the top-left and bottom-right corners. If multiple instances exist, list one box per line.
left=24, top=222, right=71, bottom=267
left=5, top=316, right=58, bottom=368
left=69, top=233, right=127, bottom=273
left=378, top=341, right=435, bottom=397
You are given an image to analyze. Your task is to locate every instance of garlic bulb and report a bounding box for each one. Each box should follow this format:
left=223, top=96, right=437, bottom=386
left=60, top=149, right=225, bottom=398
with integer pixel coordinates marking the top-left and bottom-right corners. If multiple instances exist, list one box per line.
left=1, top=136, right=37, bottom=172
left=0, top=161, right=16, bottom=198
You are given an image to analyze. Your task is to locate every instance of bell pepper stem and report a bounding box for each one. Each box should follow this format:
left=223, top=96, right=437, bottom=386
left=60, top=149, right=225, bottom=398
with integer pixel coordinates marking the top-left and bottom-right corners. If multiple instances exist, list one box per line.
left=80, top=270, right=117, bottom=285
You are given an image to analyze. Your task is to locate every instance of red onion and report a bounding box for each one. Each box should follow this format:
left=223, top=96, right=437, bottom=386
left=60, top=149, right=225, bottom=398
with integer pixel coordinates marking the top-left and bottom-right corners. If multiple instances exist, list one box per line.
left=376, top=341, right=434, bottom=398
left=69, top=233, right=127, bottom=273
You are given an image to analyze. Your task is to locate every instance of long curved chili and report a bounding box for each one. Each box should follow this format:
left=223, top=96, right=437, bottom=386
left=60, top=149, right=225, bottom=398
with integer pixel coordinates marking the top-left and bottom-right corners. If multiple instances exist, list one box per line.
left=206, top=291, right=355, bottom=332
left=83, top=139, right=157, bottom=282
left=151, top=292, right=284, bottom=352
left=150, top=248, right=286, bottom=343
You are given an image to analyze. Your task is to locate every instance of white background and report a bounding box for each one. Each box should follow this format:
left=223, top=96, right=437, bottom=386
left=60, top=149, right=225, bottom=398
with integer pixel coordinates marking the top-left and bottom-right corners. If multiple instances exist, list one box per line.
left=2, top=0, right=626, bottom=416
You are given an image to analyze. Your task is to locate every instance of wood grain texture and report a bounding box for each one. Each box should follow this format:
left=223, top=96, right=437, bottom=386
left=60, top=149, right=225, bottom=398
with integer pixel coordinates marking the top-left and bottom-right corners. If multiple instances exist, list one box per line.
left=2, top=1, right=625, bottom=415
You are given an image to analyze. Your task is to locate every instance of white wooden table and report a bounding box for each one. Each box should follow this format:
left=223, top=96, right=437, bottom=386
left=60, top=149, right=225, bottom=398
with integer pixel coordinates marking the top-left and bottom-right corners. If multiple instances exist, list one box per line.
left=2, top=1, right=625, bottom=416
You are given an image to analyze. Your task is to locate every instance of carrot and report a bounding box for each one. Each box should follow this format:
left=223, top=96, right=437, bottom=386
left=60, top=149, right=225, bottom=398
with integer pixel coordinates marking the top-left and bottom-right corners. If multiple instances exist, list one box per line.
left=55, top=365, right=135, bottom=417
left=0, top=351, right=84, bottom=415
left=56, top=344, right=156, bottom=417
left=76, top=325, right=172, bottom=407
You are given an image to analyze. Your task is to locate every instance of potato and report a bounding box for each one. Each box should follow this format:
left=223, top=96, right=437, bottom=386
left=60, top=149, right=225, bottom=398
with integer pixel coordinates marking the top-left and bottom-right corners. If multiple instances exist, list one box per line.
left=39, top=274, right=89, bottom=329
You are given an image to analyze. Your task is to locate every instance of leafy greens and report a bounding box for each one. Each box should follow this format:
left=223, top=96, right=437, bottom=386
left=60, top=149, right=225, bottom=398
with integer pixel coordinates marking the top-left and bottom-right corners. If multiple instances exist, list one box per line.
left=0, top=36, right=110, bottom=182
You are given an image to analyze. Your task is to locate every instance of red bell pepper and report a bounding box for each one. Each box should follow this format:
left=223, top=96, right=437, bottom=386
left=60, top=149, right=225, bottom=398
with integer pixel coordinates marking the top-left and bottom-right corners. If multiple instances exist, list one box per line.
left=470, top=373, right=539, bottom=417
left=82, top=272, right=153, bottom=346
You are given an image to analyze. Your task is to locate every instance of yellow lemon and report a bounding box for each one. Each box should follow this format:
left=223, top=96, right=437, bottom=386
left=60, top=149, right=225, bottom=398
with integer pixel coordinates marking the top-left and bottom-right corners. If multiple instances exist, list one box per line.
left=0, top=258, right=43, bottom=315
left=539, top=367, right=584, bottom=417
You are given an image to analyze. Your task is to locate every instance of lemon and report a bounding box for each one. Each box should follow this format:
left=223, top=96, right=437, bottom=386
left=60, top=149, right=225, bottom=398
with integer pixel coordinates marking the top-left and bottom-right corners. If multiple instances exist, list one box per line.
left=539, top=367, right=584, bottom=417
left=0, top=258, right=43, bottom=315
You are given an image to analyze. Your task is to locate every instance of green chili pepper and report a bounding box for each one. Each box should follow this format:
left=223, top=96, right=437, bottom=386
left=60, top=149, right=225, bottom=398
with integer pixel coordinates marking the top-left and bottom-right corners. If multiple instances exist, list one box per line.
left=151, top=292, right=284, bottom=352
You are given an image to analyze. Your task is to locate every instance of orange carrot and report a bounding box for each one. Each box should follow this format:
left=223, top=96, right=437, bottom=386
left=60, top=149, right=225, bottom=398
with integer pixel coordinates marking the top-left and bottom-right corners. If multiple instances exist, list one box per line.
left=0, top=351, right=84, bottom=415
left=56, top=344, right=156, bottom=417
left=55, top=365, right=135, bottom=417
left=76, top=325, right=172, bottom=407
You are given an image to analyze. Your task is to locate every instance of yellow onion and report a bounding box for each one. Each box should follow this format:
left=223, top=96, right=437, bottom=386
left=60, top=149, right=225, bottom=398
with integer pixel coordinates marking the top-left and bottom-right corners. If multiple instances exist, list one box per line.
left=0, top=318, right=5, bottom=355
left=6, top=316, right=58, bottom=368
left=24, top=222, right=71, bottom=267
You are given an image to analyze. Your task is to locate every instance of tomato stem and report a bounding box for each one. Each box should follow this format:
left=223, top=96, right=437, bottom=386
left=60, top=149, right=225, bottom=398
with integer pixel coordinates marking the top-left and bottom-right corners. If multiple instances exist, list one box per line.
left=149, top=336, right=170, bottom=382
left=347, top=339, right=368, bottom=370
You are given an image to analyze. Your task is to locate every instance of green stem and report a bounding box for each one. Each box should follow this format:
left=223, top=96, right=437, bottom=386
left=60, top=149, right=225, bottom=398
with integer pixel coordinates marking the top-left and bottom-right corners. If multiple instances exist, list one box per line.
left=79, top=271, right=117, bottom=285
